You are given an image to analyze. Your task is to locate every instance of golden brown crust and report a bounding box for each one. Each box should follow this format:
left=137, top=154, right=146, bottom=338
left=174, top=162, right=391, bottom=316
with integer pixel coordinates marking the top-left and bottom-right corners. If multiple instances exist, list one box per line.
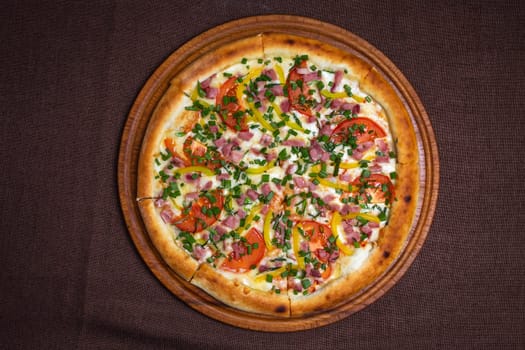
left=262, top=32, right=373, bottom=81
left=138, top=199, right=199, bottom=281
left=174, top=34, right=264, bottom=92
left=191, top=264, right=291, bottom=317
left=137, top=80, right=197, bottom=198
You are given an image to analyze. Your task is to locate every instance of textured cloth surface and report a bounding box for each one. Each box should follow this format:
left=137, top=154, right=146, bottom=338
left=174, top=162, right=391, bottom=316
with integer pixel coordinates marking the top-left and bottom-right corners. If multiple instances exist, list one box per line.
left=1, top=1, right=524, bottom=349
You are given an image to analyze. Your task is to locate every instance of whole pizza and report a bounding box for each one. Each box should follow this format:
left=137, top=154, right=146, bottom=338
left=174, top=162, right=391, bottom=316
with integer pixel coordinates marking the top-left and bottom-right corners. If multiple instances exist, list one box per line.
left=137, top=33, right=419, bottom=317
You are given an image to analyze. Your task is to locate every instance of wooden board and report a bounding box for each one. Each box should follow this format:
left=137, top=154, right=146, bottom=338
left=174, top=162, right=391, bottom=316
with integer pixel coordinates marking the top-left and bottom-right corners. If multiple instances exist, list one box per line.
left=118, top=15, right=439, bottom=332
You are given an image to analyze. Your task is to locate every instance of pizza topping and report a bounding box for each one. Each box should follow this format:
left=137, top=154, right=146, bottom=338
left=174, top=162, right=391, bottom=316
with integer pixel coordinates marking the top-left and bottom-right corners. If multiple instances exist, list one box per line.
left=150, top=52, right=398, bottom=298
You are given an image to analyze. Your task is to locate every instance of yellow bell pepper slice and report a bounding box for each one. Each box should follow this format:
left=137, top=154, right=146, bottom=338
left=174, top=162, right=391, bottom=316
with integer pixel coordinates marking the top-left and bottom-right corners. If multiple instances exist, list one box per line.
left=255, top=266, right=287, bottom=282
left=292, top=225, right=305, bottom=269
left=245, top=160, right=276, bottom=175
left=320, top=89, right=347, bottom=99
left=274, top=64, right=285, bottom=85
left=270, top=102, right=306, bottom=133
left=248, top=103, right=275, bottom=132
left=263, top=210, right=273, bottom=250
left=351, top=94, right=365, bottom=103
left=342, top=212, right=381, bottom=223
left=330, top=212, right=354, bottom=256
left=173, top=166, right=215, bottom=177
left=235, top=67, right=264, bottom=103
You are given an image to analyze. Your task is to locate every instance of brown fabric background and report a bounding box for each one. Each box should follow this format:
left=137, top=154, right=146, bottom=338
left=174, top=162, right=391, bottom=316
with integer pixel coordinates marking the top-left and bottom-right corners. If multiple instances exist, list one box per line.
left=2, top=1, right=523, bottom=349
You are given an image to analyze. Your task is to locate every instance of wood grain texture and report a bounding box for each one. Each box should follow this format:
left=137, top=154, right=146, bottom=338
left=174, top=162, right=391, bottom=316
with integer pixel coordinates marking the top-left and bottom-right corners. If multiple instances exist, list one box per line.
left=118, top=15, right=439, bottom=332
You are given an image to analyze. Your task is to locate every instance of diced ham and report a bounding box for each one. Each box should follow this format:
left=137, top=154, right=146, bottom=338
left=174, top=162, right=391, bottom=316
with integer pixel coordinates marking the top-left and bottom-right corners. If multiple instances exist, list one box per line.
left=236, top=193, right=247, bottom=206
left=319, top=123, right=332, bottom=136
left=280, top=99, right=290, bottom=113
left=343, top=220, right=360, bottom=242
left=215, top=225, right=228, bottom=237
left=193, top=245, right=207, bottom=261
left=341, top=102, right=355, bottom=111
left=341, top=204, right=360, bottom=215
left=331, top=99, right=343, bottom=109
left=209, top=125, right=219, bottom=133
left=321, top=151, right=330, bottom=162
left=303, top=71, right=319, bottom=82
left=160, top=207, right=175, bottom=224
left=282, top=139, right=306, bottom=147
left=260, top=134, right=273, bottom=146
left=300, top=241, right=310, bottom=253
left=202, top=181, right=213, bottom=191
left=184, top=173, right=200, bottom=184
left=258, top=264, right=269, bottom=272
left=205, top=87, right=217, bottom=99
left=356, top=141, right=374, bottom=153
left=229, top=150, right=244, bottom=164
left=323, top=194, right=336, bottom=203
left=200, top=74, right=215, bottom=89
left=223, top=215, right=240, bottom=229
left=246, top=189, right=259, bottom=200
left=351, top=150, right=364, bottom=160
left=237, top=209, right=246, bottom=219
left=316, top=248, right=329, bottom=261
left=329, top=250, right=340, bottom=263
left=339, top=171, right=352, bottom=182
left=154, top=198, right=166, bottom=208
left=260, top=183, right=271, bottom=196
left=361, top=224, right=372, bottom=236
left=293, top=177, right=307, bottom=188
left=296, top=68, right=309, bottom=75
left=308, top=181, right=318, bottom=191
left=368, top=222, right=380, bottom=228
left=231, top=241, right=246, bottom=260
left=214, top=137, right=227, bottom=148
left=331, top=70, right=343, bottom=92
left=262, top=68, right=277, bottom=80
left=286, top=163, right=298, bottom=175
left=185, top=192, right=199, bottom=201
left=309, top=142, right=323, bottom=161
left=270, top=84, right=283, bottom=96
left=260, top=205, right=269, bottom=215
left=216, top=173, right=230, bottom=181
left=376, top=138, right=389, bottom=153
left=376, top=155, right=390, bottom=163
left=265, top=152, right=277, bottom=161
left=352, top=104, right=360, bottom=115
left=369, top=163, right=383, bottom=173
left=238, top=131, right=254, bottom=141
left=171, top=155, right=186, bottom=167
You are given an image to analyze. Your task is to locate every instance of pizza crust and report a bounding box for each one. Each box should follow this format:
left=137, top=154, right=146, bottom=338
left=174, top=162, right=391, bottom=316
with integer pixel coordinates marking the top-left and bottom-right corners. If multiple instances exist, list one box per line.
left=138, top=199, right=199, bottom=281
left=261, top=32, right=373, bottom=81
left=191, top=264, right=291, bottom=317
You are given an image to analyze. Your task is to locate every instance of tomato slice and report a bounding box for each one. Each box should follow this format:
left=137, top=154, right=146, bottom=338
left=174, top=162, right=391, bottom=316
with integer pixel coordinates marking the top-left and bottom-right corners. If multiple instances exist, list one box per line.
left=172, top=190, right=224, bottom=233
left=221, top=228, right=266, bottom=273
left=286, top=60, right=313, bottom=117
left=216, top=76, right=248, bottom=131
left=352, top=173, right=395, bottom=203
left=182, top=137, right=222, bottom=170
left=330, top=117, right=386, bottom=144
left=297, top=221, right=333, bottom=262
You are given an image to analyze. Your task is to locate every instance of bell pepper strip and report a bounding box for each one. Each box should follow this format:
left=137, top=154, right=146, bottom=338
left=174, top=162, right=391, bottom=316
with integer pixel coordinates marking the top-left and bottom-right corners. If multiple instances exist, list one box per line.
left=235, top=67, right=263, bottom=107
left=274, top=64, right=285, bottom=85
left=270, top=102, right=306, bottom=133
left=320, top=89, right=347, bottom=99
left=339, top=155, right=374, bottom=169
left=342, top=212, right=381, bottom=223
left=263, top=210, right=273, bottom=250
left=292, top=225, right=305, bottom=269
left=330, top=212, right=354, bottom=256
left=247, top=102, right=275, bottom=132
left=172, top=165, right=215, bottom=177
left=254, top=265, right=287, bottom=283
left=245, top=160, right=276, bottom=175
left=351, top=94, right=366, bottom=103
left=235, top=204, right=262, bottom=235
left=317, top=178, right=353, bottom=192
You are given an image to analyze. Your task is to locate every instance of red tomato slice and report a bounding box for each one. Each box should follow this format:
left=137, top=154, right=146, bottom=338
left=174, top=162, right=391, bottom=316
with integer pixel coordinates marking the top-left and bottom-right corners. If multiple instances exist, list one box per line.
left=330, top=117, right=386, bottom=144
left=352, top=173, right=395, bottom=203
left=298, top=221, right=333, bottom=262
left=216, top=76, right=248, bottom=131
left=182, top=137, right=222, bottom=170
left=221, top=228, right=266, bottom=273
left=286, top=60, right=313, bottom=117
left=173, top=190, right=224, bottom=233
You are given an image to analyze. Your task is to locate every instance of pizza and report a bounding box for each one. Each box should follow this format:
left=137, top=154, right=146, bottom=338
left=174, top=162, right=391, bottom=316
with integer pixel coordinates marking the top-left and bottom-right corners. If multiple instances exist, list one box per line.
left=136, top=33, right=419, bottom=317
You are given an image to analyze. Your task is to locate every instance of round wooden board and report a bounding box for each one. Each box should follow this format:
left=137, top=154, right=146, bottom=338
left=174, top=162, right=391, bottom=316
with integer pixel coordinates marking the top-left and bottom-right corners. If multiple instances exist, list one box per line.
left=118, top=15, right=439, bottom=332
